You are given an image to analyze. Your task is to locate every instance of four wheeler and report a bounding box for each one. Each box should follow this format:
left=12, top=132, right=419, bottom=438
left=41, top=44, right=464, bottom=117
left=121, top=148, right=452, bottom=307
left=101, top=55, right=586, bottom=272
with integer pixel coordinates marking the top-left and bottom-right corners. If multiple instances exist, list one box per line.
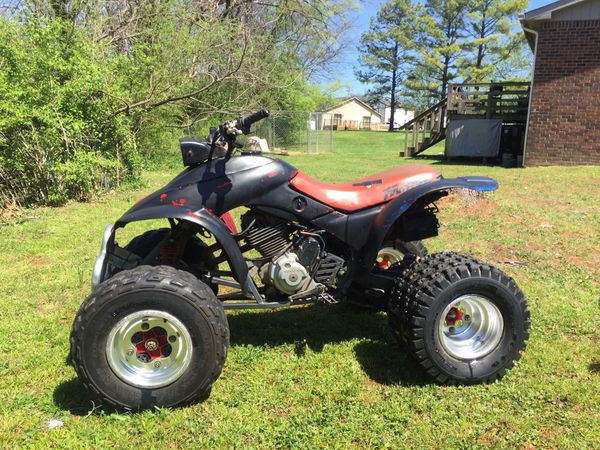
left=70, top=109, right=530, bottom=411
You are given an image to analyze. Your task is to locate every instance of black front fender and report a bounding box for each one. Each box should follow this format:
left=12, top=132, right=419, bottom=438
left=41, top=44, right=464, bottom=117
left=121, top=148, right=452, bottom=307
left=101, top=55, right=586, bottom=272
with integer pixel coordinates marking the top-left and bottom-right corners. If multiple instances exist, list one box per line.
left=115, top=206, right=249, bottom=292
left=361, top=176, right=498, bottom=268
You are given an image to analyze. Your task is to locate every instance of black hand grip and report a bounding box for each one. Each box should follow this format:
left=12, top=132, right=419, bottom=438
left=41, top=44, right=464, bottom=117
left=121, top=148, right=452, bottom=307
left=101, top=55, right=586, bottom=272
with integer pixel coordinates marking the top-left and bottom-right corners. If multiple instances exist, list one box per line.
left=236, top=108, right=270, bottom=134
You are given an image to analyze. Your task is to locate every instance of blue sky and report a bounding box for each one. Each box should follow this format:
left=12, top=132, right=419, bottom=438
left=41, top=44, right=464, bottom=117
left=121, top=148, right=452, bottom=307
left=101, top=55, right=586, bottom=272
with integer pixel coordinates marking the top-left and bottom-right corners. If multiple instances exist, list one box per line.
left=328, top=0, right=555, bottom=95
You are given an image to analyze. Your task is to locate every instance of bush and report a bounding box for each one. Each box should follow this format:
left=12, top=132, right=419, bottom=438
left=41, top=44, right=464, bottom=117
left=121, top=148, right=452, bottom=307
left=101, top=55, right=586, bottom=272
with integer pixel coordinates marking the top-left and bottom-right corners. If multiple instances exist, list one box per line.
left=0, top=19, right=139, bottom=207
left=0, top=8, right=338, bottom=210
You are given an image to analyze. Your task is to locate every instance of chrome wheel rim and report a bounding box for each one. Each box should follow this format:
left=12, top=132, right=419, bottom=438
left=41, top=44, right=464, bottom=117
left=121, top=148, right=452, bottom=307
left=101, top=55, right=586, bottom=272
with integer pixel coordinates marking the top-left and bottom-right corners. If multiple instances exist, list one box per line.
left=376, top=247, right=404, bottom=270
left=106, top=310, right=193, bottom=388
left=438, top=295, right=504, bottom=360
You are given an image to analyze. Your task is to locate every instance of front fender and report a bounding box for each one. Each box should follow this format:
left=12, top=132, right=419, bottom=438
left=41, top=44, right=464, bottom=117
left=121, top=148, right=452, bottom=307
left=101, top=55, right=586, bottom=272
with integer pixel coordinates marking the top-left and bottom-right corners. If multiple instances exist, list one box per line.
left=362, top=176, right=498, bottom=268
left=115, top=206, right=249, bottom=292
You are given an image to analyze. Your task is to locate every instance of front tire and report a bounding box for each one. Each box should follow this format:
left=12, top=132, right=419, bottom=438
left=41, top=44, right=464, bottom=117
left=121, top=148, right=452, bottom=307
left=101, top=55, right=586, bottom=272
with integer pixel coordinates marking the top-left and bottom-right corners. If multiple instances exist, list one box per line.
left=389, top=252, right=530, bottom=384
left=110, top=228, right=218, bottom=293
left=70, top=265, right=229, bottom=411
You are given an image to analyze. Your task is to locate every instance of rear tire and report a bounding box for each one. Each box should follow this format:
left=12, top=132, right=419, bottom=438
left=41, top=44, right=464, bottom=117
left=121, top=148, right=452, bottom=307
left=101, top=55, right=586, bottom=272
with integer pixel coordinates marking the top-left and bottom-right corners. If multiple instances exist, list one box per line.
left=375, top=239, right=428, bottom=270
left=388, top=252, right=530, bottom=384
left=70, top=265, right=229, bottom=411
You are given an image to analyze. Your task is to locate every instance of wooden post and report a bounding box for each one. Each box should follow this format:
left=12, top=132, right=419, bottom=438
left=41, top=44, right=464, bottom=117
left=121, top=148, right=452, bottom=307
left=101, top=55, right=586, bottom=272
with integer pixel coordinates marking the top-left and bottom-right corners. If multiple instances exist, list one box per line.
left=441, top=104, right=446, bottom=130
left=412, top=122, right=418, bottom=156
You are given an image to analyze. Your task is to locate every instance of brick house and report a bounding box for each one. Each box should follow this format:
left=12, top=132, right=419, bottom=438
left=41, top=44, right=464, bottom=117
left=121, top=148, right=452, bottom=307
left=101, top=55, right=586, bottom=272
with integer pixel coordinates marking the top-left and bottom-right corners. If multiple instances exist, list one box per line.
left=521, top=0, right=600, bottom=166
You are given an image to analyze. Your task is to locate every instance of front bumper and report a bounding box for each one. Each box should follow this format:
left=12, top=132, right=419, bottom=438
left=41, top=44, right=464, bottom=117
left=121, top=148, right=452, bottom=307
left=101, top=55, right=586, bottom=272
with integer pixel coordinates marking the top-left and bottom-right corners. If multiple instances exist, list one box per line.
left=91, top=224, right=114, bottom=289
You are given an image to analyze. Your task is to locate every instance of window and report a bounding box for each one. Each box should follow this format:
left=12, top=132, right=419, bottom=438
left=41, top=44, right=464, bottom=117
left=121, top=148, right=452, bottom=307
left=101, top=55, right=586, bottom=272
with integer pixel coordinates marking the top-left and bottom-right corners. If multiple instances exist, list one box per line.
left=361, top=116, right=371, bottom=129
left=334, top=113, right=342, bottom=126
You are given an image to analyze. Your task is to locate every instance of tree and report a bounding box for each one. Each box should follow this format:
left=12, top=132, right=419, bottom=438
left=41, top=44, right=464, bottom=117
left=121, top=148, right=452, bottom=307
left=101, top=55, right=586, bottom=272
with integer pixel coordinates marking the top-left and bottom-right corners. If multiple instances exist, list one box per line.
left=488, top=39, right=532, bottom=81
left=355, top=0, right=418, bottom=131
left=461, top=0, right=528, bottom=82
left=406, top=0, right=468, bottom=103
left=0, top=0, right=355, bottom=208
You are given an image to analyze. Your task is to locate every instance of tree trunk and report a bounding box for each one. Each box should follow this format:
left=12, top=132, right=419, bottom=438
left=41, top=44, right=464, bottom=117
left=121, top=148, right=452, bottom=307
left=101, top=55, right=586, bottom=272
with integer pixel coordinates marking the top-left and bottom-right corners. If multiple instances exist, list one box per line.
left=389, top=69, right=397, bottom=132
left=441, top=55, right=449, bottom=100
left=388, top=42, right=399, bottom=132
left=476, top=15, right=487, bottom=69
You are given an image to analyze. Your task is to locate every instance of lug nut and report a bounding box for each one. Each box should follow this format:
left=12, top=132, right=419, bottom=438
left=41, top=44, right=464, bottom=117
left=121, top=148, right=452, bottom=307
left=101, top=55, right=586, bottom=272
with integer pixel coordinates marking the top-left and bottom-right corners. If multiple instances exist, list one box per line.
left=141, top=323, right=149, bottom=330
left=449, top=327, right=455, bottom=333
left=154, top=361, right=161, bottom=368
left=169, top=335, right=176, bottom=343
left=465, top=315, right=471, bottom=321
left=127, top=348, right=134, bottom=356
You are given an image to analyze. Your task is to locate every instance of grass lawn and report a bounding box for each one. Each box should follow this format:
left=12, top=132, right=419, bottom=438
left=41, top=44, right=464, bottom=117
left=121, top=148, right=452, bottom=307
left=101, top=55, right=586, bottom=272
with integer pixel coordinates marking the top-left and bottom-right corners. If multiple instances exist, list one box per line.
left=1, top=130, right=599, bottom=448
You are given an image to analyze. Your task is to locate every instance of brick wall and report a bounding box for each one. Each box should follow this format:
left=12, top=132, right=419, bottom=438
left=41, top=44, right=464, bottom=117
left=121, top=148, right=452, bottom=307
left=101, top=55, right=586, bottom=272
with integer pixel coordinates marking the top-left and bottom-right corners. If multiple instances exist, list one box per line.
left=526, top=20, right=600, bottom=166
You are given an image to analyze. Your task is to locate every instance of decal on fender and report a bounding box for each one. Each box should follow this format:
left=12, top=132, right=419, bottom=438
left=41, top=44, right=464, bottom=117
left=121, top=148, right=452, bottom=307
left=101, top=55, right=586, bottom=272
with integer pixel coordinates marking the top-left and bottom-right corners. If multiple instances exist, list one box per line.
left=383, top=180, right=427, bottom=201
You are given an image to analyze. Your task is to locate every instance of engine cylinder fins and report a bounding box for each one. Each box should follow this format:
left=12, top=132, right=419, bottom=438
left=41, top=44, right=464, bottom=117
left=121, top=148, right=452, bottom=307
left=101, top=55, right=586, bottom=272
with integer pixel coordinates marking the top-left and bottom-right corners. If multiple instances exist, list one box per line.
left=241, top=212, right=292, bottom=257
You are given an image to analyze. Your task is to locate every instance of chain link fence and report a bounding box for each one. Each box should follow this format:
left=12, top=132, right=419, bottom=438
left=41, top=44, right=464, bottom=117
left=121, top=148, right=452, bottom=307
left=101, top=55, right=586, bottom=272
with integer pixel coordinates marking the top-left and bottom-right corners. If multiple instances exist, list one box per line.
left=252, top=111, right=333, bottom=154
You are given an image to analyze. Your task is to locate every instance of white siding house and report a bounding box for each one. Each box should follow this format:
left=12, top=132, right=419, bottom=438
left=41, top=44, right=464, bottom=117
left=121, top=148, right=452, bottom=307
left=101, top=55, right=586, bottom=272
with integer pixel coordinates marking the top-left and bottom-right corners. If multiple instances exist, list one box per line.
left=321, top=97, right=383, bottom=130
left=383, top=107, right=415, bottom=128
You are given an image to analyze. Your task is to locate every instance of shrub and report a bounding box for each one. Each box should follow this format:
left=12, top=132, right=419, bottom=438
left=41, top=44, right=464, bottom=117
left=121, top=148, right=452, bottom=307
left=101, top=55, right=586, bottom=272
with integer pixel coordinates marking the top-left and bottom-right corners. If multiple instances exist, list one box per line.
left=0, top=19, right=139, bottom=207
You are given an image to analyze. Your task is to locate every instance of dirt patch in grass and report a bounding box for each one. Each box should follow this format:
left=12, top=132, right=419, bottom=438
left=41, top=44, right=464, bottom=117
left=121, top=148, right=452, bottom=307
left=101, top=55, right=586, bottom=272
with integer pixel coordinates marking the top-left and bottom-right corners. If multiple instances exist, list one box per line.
left=463, top=198, right=497, bottom=217
left=30, top=257, right=51, bottom=267
left=490, top=242, right=518, bottom=261
left=532, top=198, right=571, bottom=211
left=1, top=203, right=20, bottom=222
left=566, top=254, right=600, bottom=272
left=523, top=242, right=546, bottom=252
left=438, top=191, right=497, bottom=217
left=490, top=242, right=534, bottom=267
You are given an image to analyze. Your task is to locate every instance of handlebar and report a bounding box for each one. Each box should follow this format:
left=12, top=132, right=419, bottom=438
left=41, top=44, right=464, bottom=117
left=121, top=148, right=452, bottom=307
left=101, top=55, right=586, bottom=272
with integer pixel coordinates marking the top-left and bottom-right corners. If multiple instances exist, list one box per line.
left=236, top=108, right=270, bottom=134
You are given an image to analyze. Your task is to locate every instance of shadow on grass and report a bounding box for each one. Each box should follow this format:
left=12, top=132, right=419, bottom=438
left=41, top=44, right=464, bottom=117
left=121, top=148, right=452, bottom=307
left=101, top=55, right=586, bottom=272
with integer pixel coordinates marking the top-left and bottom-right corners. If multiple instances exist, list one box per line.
left=227, top=304, right=428, bottom=386
left=353, top=340, right=427, bottom=386
left=589, top=361, right=600, bottom=374
left=53, top=378, right=102, bottom=416
left=53, top=305, right=429, bottom=414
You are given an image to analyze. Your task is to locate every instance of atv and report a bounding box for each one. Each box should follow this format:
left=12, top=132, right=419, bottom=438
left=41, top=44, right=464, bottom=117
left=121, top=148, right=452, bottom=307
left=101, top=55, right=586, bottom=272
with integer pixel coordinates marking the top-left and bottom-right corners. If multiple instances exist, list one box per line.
left=70, top=109, right=530, bottom=411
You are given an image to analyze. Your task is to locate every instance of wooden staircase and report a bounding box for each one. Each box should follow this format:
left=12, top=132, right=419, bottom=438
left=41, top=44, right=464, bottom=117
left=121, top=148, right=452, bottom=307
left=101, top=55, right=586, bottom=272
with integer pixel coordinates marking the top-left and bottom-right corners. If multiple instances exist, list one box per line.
left=399, top=82, right=531, bottom=158
left=399, top=98, right=447, bottom=157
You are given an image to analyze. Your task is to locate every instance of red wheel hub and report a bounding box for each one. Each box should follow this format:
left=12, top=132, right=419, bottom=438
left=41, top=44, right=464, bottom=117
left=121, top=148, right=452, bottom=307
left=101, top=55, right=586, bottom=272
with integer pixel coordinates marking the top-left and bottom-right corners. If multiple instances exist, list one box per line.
left=378, top=256, right=391, bottom=270
left=132, top=327, right=172, bottom=361
left=444, top=307, right=464, bottom=327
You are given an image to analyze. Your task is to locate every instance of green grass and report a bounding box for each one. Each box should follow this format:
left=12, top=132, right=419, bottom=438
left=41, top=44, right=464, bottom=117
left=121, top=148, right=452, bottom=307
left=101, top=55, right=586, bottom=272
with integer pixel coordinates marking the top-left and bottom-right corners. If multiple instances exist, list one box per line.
left=1, top=130, right=599, bottom=448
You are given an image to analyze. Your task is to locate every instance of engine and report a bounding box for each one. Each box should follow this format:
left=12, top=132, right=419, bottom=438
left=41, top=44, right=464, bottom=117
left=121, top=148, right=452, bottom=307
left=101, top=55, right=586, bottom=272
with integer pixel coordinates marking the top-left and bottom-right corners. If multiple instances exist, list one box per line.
left=242, top=212, right=290, bottom=258
left=241, top=212, right=345, bottom=297
left=266, top=252, right=312, bottom=294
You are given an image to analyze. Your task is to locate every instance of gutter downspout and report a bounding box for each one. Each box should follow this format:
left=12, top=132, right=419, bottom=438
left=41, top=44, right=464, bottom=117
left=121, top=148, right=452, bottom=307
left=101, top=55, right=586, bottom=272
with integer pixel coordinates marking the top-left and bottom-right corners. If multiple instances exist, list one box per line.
left=521, top=25, right=539, bottom=168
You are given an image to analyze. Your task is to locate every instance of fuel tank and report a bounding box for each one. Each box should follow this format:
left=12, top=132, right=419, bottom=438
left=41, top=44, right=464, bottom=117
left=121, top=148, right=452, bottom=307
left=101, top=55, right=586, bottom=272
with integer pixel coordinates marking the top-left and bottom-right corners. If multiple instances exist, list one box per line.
left=119, top=155, right=298, bottom=223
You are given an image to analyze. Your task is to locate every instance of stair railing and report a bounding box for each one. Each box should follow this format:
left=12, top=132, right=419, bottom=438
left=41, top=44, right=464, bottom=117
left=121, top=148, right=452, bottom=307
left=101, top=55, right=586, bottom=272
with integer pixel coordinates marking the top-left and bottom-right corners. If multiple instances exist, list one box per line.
left=399, top=98, right=447, bottom=156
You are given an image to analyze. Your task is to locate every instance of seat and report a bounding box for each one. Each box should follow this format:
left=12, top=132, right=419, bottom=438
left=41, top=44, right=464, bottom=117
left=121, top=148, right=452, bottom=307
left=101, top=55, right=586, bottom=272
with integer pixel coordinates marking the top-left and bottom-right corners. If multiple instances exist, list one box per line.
left=289, top=164, right=441, bottom=212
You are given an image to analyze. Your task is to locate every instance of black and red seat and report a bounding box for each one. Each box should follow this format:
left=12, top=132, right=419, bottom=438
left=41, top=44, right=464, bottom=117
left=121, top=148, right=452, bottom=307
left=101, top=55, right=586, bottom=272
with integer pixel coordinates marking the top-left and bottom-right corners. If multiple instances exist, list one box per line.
left=289, top=164, right=441, bottom=212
